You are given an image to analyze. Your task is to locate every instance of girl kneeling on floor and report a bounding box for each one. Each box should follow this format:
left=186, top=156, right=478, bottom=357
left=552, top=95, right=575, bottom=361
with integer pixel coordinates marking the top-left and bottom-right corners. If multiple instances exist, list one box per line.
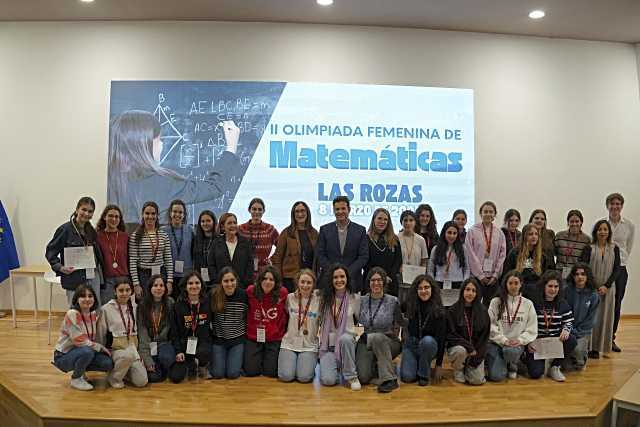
left=53, top=284, right=113, bottom=391
left=96, top=278, right=148, bottom=388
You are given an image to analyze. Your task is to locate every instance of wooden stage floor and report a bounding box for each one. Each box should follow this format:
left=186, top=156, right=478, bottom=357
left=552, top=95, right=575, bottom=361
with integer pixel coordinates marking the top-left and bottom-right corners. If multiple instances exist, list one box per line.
left=1, top=314, right=639, bottom=427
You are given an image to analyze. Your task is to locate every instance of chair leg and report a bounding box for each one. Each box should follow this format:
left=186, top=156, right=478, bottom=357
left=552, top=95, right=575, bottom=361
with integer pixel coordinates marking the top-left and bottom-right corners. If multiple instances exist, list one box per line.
left=33, top=277, right=38, bottom=321
left=48, top=282, right=53, bottom=345
left=10, top=272, right=17, bottom=328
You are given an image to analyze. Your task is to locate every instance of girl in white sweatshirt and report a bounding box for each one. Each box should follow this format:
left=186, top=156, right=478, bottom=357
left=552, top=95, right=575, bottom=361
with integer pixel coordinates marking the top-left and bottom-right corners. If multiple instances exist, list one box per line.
left=97, top=278, right=148, bottom=388
left=486, top=270, right=538, bottom=381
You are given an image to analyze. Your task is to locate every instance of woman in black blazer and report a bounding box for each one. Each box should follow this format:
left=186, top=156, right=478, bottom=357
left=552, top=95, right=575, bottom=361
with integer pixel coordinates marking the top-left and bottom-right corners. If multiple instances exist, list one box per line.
left=208, top=213, right=254, bottom=288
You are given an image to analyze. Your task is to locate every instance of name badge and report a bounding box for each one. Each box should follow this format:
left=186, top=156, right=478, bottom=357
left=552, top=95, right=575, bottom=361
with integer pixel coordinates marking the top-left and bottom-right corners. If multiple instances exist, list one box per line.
left=443, top=279, right=453, bottom=290
left=186, top=336, right=198, bottom=355
left=328, top=332, right=336, bottom=348
left=562, top=266, right=571, bottom=280
left=482, top=257, right=493, bottom=273
left=151, top=265, right=161, bottom=275
left=85, top=268, right=95, bottom=280
left=253, top=257, right=259, bottom=271
left=257, top=327, right=266, bottom=343
left=175, top=260, right=184, bottom=274
left=201, top=268, right=210, bottom=282
left=150, top=341, right=158, bottom=357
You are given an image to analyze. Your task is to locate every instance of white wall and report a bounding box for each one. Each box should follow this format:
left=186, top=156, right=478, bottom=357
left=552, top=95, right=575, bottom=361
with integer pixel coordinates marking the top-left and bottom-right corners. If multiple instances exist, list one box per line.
left=1, top=21, right=639, bottom=313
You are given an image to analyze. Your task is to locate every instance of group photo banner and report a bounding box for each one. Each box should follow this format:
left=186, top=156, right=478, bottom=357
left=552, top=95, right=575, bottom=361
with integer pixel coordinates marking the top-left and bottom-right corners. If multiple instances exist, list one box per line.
left=108, top=81, right=475, bottom=230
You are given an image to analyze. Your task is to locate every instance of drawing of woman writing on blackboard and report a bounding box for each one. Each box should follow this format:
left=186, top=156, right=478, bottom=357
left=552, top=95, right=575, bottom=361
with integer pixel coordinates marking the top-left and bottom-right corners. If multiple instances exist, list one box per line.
left=108, top=110, right=241, bottom=225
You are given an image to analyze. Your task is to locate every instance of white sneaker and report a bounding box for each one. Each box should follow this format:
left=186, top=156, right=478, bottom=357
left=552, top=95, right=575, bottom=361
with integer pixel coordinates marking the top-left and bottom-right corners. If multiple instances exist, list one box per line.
left=508, top=371, right=518, bottom=380
left=349, top=378, right=362, bottom=391
left=70, top=376, right=93, bottom=391
left=453, top=370, right=466, bottom=383
left=547, top=366, right=566, bottom=382
left=198, top=366, right=212, bottom=379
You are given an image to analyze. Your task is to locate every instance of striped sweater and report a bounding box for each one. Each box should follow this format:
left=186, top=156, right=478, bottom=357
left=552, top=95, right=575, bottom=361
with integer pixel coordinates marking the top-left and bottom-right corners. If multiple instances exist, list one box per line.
left=534, top=300, right=573, bottom=338
left=211, top=288, right=248, bottom=346
left=128, top=229, right=174, bottom=287
left=55, top=309, right=102, bottom=353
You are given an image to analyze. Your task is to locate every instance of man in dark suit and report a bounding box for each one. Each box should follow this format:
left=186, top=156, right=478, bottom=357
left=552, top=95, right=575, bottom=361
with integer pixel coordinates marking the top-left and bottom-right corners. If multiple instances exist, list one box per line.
left=316, top=196, right=369, bottom=292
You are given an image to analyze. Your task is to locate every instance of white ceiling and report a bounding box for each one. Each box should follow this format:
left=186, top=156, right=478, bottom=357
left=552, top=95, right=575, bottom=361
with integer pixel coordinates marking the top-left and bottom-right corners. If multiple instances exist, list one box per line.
left=1, top=0, right=639, bottom=43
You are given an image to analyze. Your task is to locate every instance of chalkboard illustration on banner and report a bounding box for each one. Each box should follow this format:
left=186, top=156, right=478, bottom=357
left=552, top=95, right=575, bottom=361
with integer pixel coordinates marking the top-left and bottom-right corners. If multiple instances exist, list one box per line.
left=108, top=81, right=286, bottom=224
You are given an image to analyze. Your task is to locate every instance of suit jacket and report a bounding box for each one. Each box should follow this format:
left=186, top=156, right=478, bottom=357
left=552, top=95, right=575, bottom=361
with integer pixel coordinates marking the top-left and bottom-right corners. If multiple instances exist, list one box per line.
left=316, top=221, right=369, bottom=292
left=207, top=235, right=254, bottom=289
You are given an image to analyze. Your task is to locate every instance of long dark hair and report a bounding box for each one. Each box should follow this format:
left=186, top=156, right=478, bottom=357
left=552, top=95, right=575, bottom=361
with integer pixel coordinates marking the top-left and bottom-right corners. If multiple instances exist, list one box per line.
left=108, top=110, right=184, bottom=219
left=179, top=271, right=205, bottom=301
left=449, top=277, right=488, bottom=332
left=432, top=221, right=465, bottom=269
left=139, top=274, right=169, bottom=331
left=415, top=204, right=438, bottom=238
left=319, top=263, right=352, bottom=317
left=71, top=196, right=97, bottom=244
left=167, top=199, right=187, bottom=225
left=96, top=204, right=126, bottom=232
left=71, top=284, right=99, bottom=313
left=403, top=274, right=444, bottom=320
left=195, top=210, right=217, bottom=240
left=591, top=219, right=612, bottom=244
left=497, top=270, right=523, bottom=319
left=254, top=265, right=282, bottom=305
left=566, top=262, right=597, bottom=291
left=211, top=267, right=239, bottom=313
left=285, top=201, right=316, bottom=238
left=134, top=201, right=160, bottom=245
left=113, top=277, right=136, bottom=334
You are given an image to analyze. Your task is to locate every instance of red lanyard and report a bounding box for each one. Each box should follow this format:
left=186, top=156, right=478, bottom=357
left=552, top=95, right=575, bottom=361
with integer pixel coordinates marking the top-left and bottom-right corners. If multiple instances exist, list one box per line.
left=506, top=297, right=522, bottom=327
left=482, top=224, right=493, bottom=256
left=332, top=296, right=345, bottom=329
left=297, top=293, right=313, bottom=334
left=190, top=302, right=200, bottom=336
left=445, top=248, right=454, bottom=274
left=463, top=310, right=473, bottom=339
left=145, top=230, right=160, bottom=262
left=543, top=307, right=556, bottom=330
left=117, top=303, right=132, bottom=339
left=105, top=231, right=119, bottom=264
left=151, top=305, right=164, bottom=338
left=81, top=312, right=94, bottom=341
left=509, top=231, right=517, bottom=250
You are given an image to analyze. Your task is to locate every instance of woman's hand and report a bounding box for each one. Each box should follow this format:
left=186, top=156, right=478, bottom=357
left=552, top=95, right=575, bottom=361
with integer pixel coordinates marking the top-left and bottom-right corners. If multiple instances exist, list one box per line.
left=506, top=339, right=521, bottom=347
left=527, top=343, right=536, bottom=353
left=176, top=353, right=185, bottom=362
left=134, top=284, right=143, bottom=299
left=220, top=120, right=240, bottom=154
left=60, top=266, right=75, bottom=275
left=559, top=330, right=570, bottom=342
left=597, top=286, right=608, bottom=296
left=432, top=366, right=443, bottom=383
left=166, top=280, right=173, bottom=295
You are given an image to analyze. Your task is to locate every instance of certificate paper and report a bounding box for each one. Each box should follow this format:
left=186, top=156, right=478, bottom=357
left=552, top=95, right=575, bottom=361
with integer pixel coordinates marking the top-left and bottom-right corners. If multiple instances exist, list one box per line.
left=533, top=337, right=565, bottom=360
left=402, top=264, right=425, bottom=285
left=63, top=246, right=96, bottom=270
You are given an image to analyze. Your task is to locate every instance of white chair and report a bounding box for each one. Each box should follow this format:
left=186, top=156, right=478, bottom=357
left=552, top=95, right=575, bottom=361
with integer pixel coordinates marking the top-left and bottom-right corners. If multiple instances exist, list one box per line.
left=43, top=271, right=61, bottom=345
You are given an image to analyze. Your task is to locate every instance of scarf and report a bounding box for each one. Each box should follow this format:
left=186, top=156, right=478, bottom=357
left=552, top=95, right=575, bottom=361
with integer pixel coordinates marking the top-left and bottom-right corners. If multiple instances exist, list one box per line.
left=590, top=243, right=615, bottom=287
left=319, top=290, right=350, bottom=365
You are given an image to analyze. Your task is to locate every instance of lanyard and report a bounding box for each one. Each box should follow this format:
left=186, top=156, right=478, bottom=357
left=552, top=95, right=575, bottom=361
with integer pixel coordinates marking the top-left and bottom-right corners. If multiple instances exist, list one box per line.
left=506, top=296, right=522, bottom=327
left=145, top=230, right=160, bottom=262
left=543, top=305, right=556, bottom=331
left=509, top=230, right=517, bottom=250
left=297, top=293, right=313, bottom=334
left=171, top=226, right=184, bottom=255
left=117, top=303, right=132, bottom=340
left=71, top=217, right=89, bottom=247
left=368, top=295, right=384, bottom=327
left=482, top=224, right=493, bottom=256
left=105, top=231, right=119, bottom=264
left=81, top=312, right=94, bottom=341
left=190, top=302, right=201, bottom=336
left=417, top=305, right=429, bottom=334
left=403, top=233, right=415, bottom=261
left=332, top=296, right=345, bottom=329
left=151, top=305, right=164, bottom=338
left=203, top=236, right=213, bottom=260
left=445, top=247, right=454, bottom=274
left=463, top=310, right=473, bottom=339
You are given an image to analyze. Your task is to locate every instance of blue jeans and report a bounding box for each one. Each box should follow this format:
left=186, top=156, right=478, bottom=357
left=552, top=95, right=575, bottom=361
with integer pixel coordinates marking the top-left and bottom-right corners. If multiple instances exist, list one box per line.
left=400, top=335, right=438, bottom=383
left=277, top=349, right=318, bottom=383
left=53, top=347, right=113, bottom=379
left=485, top=342, right=524, bottom=382
left=525, top=335, right=577, bottom=379
left=210, top=343, right=244, bottom=379
left=147, top=342, right=176, bottom=383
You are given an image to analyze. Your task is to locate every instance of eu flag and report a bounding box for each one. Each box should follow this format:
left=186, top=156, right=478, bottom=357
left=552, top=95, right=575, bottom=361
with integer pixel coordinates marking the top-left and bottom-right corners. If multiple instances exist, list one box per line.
left=0, top=200, right=20, bottom=283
